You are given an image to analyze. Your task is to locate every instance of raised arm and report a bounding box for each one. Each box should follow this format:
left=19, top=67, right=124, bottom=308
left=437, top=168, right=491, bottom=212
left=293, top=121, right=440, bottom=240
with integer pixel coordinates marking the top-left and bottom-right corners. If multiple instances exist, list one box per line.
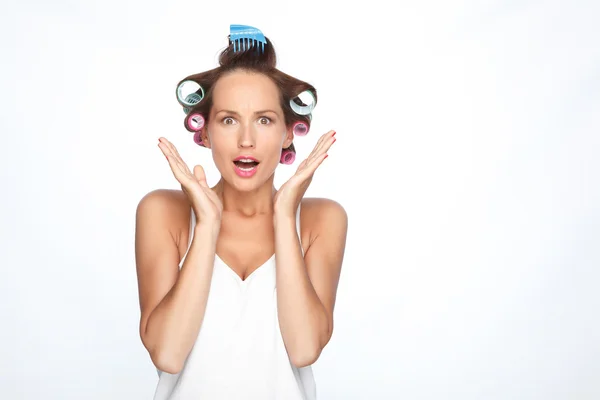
left=135, top=190, right=219, bottom=374
left=274, top=198, right=348, bottom=367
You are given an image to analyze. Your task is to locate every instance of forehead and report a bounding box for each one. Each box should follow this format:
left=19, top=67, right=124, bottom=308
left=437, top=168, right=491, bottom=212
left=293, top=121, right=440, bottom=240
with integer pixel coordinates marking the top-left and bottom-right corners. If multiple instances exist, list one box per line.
left=212, top=70, right=281, bottom=110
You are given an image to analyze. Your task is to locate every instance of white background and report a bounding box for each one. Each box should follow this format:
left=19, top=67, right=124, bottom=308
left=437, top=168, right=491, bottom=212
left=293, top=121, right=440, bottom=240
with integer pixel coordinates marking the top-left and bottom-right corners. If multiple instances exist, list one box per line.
left=1, top=0, right=599, bottom=399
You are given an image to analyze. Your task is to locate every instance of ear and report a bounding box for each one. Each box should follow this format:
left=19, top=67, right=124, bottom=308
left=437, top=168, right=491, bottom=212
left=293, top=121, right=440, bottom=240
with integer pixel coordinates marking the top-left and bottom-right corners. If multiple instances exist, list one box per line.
left=283, top=125, right=294, bottom=148
left=201, top=128, right=211, bottom=149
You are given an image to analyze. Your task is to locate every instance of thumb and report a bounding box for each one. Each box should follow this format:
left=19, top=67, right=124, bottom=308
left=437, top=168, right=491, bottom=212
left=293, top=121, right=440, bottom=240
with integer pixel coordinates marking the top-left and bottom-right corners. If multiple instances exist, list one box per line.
left=193, top=165, right=208, bottom=187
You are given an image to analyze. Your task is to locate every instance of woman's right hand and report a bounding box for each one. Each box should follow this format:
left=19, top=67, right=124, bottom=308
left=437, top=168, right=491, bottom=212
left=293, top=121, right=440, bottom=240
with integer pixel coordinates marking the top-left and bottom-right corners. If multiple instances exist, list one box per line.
left=158, top=137, right=223, bottom=226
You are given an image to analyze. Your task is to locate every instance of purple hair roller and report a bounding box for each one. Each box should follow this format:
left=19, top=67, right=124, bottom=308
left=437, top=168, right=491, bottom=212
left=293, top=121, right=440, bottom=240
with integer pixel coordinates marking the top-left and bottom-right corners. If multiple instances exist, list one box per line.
left=193, top=130, right=204, bottom=146
left=280, top=149, right=295, bottom=164
left=292, top=121, right=309, bottom=136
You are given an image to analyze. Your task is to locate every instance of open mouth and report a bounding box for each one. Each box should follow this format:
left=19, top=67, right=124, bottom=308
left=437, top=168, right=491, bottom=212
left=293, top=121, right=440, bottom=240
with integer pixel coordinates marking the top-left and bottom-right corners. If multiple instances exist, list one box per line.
left=233, top=159, right=260, bottom=170
left=233, top=157, right=260, bottom=177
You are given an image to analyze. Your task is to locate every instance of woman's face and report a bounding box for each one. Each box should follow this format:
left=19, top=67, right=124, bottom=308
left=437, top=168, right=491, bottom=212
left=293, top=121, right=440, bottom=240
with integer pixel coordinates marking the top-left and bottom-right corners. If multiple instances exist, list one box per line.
left=203, top=70, right=292, bottom=191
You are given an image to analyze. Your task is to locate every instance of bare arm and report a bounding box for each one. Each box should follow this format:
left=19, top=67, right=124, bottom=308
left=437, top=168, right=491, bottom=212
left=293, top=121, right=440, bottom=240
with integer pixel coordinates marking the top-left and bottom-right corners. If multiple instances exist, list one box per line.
left=135, top=190, right=219, bottom=374
left=274, top=198, right=348, bottom=367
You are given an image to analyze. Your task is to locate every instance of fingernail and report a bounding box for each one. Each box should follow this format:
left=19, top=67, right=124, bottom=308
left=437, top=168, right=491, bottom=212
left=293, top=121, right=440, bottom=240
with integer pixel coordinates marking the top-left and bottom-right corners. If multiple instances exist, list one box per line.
left=332, top=131, right=336, bottom=136
left=333, top=138, right=336, bottom=143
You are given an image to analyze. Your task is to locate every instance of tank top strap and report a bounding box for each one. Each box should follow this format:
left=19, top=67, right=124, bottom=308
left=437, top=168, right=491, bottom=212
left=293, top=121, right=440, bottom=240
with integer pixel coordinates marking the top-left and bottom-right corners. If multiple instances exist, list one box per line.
left=179, top=207, right=196, bottom=267
left=296, top=202, right=304, bottom=256
left=190, top=206, right=196, bottom=233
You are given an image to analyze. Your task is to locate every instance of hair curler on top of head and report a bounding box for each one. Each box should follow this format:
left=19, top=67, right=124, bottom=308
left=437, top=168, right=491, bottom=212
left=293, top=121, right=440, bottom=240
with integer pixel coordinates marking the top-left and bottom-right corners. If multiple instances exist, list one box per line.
left=229, top=24, right=267, bottom=53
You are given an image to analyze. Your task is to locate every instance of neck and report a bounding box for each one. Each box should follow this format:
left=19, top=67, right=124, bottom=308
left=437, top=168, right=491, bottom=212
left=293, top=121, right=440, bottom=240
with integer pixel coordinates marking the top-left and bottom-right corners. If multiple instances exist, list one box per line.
left=215, top=175, right=276, bottom=217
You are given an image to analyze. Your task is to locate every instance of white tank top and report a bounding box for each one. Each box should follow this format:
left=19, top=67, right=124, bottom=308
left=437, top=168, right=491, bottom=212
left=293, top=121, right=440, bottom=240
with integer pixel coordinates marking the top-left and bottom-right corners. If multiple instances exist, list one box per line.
left=152, top=204, right=316, bottom=400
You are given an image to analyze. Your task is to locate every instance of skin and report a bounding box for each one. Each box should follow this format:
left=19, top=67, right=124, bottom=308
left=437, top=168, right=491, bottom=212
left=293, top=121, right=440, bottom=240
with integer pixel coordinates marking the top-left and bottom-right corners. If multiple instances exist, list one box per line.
left=134, top=69, right=348, bottom=374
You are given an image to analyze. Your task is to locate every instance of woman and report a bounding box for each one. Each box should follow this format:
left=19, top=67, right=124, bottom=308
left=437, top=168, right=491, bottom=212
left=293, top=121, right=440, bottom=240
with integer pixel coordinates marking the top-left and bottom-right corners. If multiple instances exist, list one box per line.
left=135, top=25, right=348, bottom=399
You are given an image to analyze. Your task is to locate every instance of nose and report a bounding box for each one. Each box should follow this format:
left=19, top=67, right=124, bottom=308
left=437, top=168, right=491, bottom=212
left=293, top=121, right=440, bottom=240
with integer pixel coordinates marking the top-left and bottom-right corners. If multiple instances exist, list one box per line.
left=238, top=124, right=255, bottom=148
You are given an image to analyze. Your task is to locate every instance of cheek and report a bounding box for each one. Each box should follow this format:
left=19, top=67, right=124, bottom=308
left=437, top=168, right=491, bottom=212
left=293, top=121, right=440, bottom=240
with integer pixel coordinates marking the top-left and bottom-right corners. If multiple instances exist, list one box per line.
left=261, top=124, right=288, bottom=144
left=261, top=132, right=287, bottom=160
left=211, top=143, right=232, bottom=167
left=206, top=135, right=232, bottom=165
left=263, top=132, right=286, bottom=146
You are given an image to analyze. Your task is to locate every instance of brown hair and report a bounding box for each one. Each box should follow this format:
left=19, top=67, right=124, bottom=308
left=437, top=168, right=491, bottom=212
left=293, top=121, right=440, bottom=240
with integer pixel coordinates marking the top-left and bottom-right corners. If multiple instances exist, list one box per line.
left=175, top=35, right=317, bottom=163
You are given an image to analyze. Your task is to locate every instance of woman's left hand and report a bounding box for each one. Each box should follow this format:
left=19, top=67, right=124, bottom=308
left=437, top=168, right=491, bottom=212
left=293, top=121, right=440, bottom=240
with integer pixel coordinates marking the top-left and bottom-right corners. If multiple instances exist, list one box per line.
left=273, top=129, right=337, bottom=217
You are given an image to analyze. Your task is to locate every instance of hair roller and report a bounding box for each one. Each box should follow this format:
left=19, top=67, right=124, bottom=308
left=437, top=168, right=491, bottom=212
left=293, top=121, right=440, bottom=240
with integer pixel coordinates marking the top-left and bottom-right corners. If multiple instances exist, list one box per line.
left=177, top=80, right=205, bottom=108
left=184, top=112, right=205, bottom=132
left=193, top=130, right=204, bottom=146
left=289, top=90, right=316, bottom=116
left=292, top=120, right=309, bottom=136
left=182, top=93, right=203, bottom=114
left=280, top=149, right=296, bottom=164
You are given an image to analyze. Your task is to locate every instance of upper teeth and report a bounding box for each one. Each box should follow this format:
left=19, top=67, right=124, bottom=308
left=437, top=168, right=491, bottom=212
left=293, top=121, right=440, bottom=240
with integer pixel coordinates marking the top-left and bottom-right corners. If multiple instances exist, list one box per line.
left=238, top=159, right=254, bottom=163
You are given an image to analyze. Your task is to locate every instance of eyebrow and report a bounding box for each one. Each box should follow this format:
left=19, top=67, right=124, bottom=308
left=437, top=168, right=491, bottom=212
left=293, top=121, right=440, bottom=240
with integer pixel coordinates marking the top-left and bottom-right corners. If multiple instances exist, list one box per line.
left=216, top=109, right=278, bottom=116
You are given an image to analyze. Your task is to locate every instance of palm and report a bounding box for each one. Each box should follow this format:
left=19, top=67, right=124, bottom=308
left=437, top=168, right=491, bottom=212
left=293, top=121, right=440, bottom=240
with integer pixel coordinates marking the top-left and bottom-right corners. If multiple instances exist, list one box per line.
left=274, top=130, right=336, bottom=214
left=158, top=137, right=223, bottom=222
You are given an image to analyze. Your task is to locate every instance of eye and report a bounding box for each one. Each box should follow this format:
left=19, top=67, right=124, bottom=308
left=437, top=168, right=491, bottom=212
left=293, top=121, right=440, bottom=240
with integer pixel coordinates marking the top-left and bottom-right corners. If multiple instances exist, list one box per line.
left=258, top=116, right=271, bottom=124
left=222, top=117, right=235, bottom=125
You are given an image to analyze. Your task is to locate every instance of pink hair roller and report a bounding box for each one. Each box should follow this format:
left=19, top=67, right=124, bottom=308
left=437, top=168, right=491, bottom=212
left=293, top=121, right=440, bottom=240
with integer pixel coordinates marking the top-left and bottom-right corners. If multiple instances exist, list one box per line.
left=193, top=130, right=204, bottom=146
left=185, top=113, right=205, bottom=132
left=292, top=121, right=309, bottom=136
left=280, top=149, right=295, bottom=164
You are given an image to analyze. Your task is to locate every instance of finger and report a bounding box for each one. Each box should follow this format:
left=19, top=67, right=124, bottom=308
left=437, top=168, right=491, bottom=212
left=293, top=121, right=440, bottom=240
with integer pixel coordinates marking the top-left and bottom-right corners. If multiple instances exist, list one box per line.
left=308, top=130, right=335, bottom=161
left=204, top=187, right=222, bottom=207
left=295, top=159, right=308, bottom=174
left=167, top=139, right=184, bottom=160
left=158, top=141, right=177, bottom=162
left=306, top=130, right=331, bottom=160
left=304, top=152, right=329, bottom=175
left=159, top=139, right=190, bottom=175
left=160, top=138, right=186, bottom=165
left=296, top=153, right=328, bottom=181
left=297, top=159, right=307, bottom=170
left=193, top=165, right=209, bottom=188
left=159, top=142, right=191, bottom=179
left=299, top=143, right=331, bottom=176
left=299, top=132, right=330, bottom=173
left=305, top=131, right=335, bottom=168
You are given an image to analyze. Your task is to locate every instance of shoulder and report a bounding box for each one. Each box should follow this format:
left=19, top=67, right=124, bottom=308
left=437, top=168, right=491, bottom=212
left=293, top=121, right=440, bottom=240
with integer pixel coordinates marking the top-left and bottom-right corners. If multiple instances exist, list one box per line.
left=135, top=189, right=191, bottom=242
left=300, top=197, right=347, bottom=222
left=300, top=197, right=348, bottom=241
left=136, top=189, right=190, bottom=218
left=137, top=188, right=188, bottom=206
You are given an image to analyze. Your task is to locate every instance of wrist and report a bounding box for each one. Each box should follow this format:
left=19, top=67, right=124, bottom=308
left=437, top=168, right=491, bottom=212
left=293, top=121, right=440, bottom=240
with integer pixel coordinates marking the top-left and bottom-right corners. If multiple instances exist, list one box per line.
left=273, top=202, right=296, bottom=217
left=195, top=220, right=221, bottom=238
left=273, top=210, right=296, bottom=226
